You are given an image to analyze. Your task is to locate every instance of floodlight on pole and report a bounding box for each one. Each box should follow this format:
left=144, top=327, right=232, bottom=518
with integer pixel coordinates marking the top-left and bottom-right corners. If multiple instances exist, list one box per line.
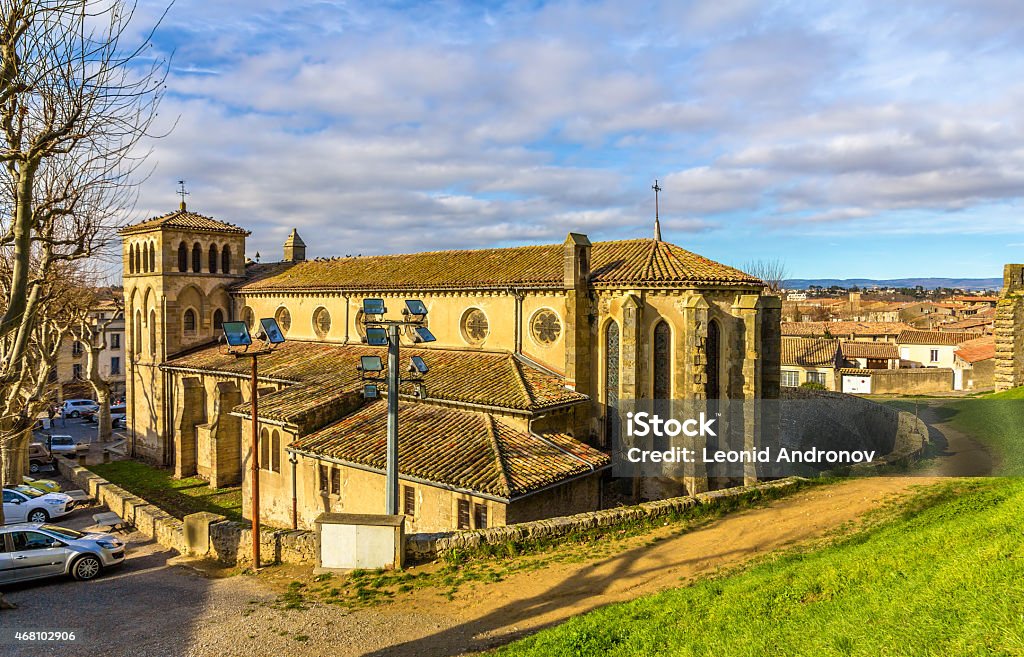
left=221, top=316, right=284, bottom=569
left=355, top=298, right=433, bottom=517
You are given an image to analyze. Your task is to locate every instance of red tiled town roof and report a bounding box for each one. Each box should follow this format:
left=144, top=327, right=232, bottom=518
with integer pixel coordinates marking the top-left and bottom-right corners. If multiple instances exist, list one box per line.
left=236, top=238, right=763, bottom=292
left=840, top=341, right=899, bottom=360
left=118, top=207, right=250, bottom=236
left=780, top=337, right=839, bottom=367
left=954, top=336, right=995, bottom=363
left=290, top=402, right=609, bottom=500
left=897, top=330, right=981, bottom=346
left=781, top=321, right=912, bottom=337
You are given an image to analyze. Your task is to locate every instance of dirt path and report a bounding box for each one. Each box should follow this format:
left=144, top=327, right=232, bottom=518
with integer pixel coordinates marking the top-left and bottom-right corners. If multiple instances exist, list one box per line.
left=185, top=476, right=937, bottom=657
left=182, top=405, right=991, bottom=657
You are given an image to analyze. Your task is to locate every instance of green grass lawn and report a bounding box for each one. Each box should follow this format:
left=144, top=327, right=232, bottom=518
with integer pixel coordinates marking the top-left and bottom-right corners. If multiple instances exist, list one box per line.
left=89, top=460, right=244, bottom=523
left=495, top=479, right=1024, bottom=657
left=942, top=387, right=1024, bottom=476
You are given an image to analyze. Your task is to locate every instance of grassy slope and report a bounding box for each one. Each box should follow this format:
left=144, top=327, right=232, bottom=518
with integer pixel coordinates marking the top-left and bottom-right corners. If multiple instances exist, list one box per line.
left=89, top=460, right=244, bottom=523
left=497, top=389, right=1024, bottom=657
left=497, top=480, right=1024, bottom=657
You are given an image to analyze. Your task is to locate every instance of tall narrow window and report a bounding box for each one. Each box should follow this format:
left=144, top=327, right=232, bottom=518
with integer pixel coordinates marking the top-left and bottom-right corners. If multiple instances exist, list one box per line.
left=457, top=499, right=471, bottom=530
left=191, top=243, right=202, bottom=273
left=149, top=243, right=156, bottom=272
left=221, top=245, right=231, bottom=274
left=605, top=321, right=620, bottom=446
left=271, top=430, right=281, bottom=473
left=474, top=503, right=488, bottom=529
left=149, top=310, right=156, bottom=356
left=403, top=485, right=416, bottom=516
left=183, top=309, right=196, bottom=333
left=128, top=245, right=135, bottom=274
left=653, top=321, right=671, bottom=400
left=260, top=428, right=270, bottom=471
left=177, top=242, right=187, bottom=272
left=707, top=319, right=721, bottom=400
left=143, top=244, right=150, bottom=272
left=330, top=467, right=341, bottom=495
left=134, top=245, right=141, bottom=273
left=134, top=310, right=142, bottom=354
left=212, top=309, right=224, bottom=331
left=208, top=244, right=218, bottom=273
left=318, top=463, right=329, bottom=493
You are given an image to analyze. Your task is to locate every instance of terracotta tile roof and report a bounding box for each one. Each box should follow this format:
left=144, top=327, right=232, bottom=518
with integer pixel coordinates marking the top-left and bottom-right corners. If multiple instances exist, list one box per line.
left=161, top=341, right=587, bottom=420
left=897, top=330, right=981, bottom=346
left=780, top=337, right=839, bottom=367
left=840, top=341, right=899, bottom=360
left=290, top=402, right=609, bottom=500
left=954, top=336, right=995, bottom=363
left=118, top=207, right=250, bottom=236
left=951, top=296, right=999, bottom=303
left=938, top=317, right=991, bottom=331
left=781, top=321, right=912, bottom=337
left=234, top=238, right=762, bottom=292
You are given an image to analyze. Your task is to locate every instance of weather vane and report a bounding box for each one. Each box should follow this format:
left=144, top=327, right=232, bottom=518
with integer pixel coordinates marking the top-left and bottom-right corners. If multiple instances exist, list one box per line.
left=177, top=180, right=189, bottom=210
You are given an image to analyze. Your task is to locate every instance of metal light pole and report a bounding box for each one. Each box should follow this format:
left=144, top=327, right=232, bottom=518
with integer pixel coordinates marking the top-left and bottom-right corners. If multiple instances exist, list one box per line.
left=221, top=318, right=284, bottom=569
left=385, top=323, right=401, bottom=515
left=358, top=299, right=435, bottom=516
left=249, top=353, right=261, bottom=567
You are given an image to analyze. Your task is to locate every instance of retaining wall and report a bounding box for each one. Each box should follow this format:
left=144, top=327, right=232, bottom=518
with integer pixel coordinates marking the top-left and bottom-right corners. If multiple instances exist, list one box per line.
left=56, top=457, right=809, bottom=566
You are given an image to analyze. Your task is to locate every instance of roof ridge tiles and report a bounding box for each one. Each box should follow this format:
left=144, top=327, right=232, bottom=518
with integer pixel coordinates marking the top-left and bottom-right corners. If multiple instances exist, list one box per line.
left=484, top=414, right=513, bottom=497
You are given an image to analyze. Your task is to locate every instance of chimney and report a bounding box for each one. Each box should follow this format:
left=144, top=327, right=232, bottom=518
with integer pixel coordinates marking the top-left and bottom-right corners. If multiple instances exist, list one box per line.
left=563, top=232, right=592, bottom=290
left=283, top=228, right=306, bottom=262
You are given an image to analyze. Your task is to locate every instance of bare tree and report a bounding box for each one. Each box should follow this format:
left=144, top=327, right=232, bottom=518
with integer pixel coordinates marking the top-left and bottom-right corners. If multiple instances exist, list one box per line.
left=71, top=292, right=123, bottom=441
left=0, top=1, right=166, bottom=609
left=744, top=258, right=788, bottom=295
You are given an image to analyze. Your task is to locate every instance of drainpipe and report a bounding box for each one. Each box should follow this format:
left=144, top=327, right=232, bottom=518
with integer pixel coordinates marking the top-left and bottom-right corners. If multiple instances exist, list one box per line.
left=289, top=452, right=299, bottom=529
left=509, top=287, right=524, bottom=355
left=342, top=293, right=350, bottom=344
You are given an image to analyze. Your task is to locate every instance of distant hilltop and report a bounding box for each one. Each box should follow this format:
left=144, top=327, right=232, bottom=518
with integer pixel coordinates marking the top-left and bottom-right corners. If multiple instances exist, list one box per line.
left=784, top=277, right=1003, bottom=291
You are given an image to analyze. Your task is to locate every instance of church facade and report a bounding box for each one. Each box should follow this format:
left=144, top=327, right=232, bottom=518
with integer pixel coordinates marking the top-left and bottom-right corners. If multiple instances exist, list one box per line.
left=120, top=204, right=780, bottom=533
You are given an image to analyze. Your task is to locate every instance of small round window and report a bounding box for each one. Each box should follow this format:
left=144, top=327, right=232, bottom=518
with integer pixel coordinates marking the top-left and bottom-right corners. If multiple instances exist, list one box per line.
left=275, top=306, right=291, bottom=335
left=354, top=309, right=367, bottom=339
left=460, top=308, right=489, bottom=345
left=530, top=309, right=562, bottom=346
left=313, top=307, right=331, bottom=339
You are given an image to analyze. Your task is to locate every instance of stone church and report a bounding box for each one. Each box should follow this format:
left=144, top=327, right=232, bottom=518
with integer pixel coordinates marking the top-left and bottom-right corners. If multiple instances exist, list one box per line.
left=120, top=203, right=780, bottom=533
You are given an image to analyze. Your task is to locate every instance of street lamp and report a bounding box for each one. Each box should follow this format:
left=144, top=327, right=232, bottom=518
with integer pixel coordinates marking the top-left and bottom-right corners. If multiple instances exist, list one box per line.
left=221, top=317, right=285, bottom=568
left=358, top=298, right=434, bottom=515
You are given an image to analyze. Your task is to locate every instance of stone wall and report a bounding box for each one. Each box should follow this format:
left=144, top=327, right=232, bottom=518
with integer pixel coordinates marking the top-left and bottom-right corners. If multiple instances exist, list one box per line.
left=406, top=477, right=808, bottom=562
left=841, top=367, right=953, bottom=394
left=995, top=265, right=1024, bottom=392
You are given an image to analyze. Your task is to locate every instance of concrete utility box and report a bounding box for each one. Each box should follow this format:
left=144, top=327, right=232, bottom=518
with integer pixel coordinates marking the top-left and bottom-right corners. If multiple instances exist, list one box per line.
left=315, top=513, right=405, bottom=570
left=183, top=512, right=226, bottom=556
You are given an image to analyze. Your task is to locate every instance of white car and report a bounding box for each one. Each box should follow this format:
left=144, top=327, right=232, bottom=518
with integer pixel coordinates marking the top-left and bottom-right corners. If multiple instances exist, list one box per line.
left=0, top=523, right=126, bottom=583
left=47, top=435, right=88, bottom=456
left=2, top=486, right=75, bottom=524
left=62, top=399, right=99, bottom=418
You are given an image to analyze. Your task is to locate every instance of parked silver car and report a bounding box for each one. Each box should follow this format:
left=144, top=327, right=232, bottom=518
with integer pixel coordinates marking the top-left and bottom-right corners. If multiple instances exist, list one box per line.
left=0, top=523, right=125, bottom=583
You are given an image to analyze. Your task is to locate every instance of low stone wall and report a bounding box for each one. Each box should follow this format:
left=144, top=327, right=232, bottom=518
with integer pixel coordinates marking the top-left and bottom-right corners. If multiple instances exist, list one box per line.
left=56, top=457, right=314, bottom=566
left=58, top=457, right=809, bottom=566
left=406, top=477, right=808, bottom=562
left=841, top=367, right=954, bottom=394
left=57, top=457, right=188, bottom=554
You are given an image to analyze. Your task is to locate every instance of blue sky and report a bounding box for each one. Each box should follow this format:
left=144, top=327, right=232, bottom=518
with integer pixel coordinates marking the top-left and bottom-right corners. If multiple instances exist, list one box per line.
left=126, top=0, right=1024, bottom=279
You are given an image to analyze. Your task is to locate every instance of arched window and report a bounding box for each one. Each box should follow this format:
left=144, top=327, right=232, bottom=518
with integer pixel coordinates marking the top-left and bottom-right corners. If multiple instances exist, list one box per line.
left=212, top=309, right=224, bottom=331
left=149, top=310, right=157, bottom=356
left=241, top=306, right=255, bottom=330
left=134, top=244, right=141, bottom=274
left=260, top=428, right=270, bottom=470
left=221, top=245, right=231, bottom=274
left=191, top=243, right=202, bottom=273
left=143, top=244, right=149, bottom=272
left=653, top=321, right=671, bottom=401
left=183, top=309, right=196, bottom=333
left=605, top=320, right=620, bottom=447
left=149, top=242, right=156, bottom=273
left=133, top=310, right=142, bottom=354
left=707, top=319, right=721, bottom=401
left=177, top=242, right=187, bottom=272
left=208, top=244, right=218, bottom=273
left=128, top=245, right=134, bottom=274
left=271, top=430, right=281, bottom=473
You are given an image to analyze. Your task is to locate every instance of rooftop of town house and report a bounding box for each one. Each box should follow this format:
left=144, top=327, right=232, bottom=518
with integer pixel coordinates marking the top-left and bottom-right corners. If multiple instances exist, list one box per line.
left=840, top=341, right=900, bottom=360
left=896, top=330, right=983, bottom=346
left=780, top=337, right=840, bottom=367
left=781, top=321, right=913, bottom=337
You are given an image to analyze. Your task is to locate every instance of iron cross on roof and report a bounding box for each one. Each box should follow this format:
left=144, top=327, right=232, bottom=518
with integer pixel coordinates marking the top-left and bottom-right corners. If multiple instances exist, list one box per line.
left=177, top=180, right=189, bottom=210
left=652, top=179, right=663, bottom=241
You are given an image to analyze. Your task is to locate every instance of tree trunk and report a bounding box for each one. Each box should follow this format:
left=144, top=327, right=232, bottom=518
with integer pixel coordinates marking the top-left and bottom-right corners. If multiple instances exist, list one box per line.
left=0, top=429, right=30, bottom=485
